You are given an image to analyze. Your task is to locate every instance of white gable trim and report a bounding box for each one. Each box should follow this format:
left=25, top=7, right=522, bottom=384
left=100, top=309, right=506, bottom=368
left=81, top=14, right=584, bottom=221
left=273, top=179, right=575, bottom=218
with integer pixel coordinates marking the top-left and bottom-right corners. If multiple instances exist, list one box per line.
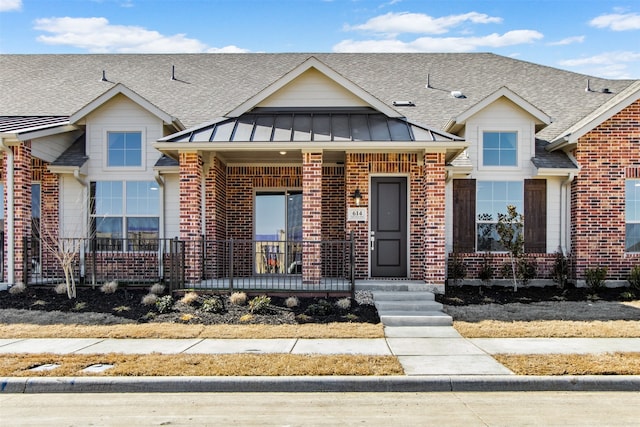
left=445, top=86, right=552, bottom=133
left=549, top=80, right=640, bottom=148
left=226, top=56, right=402, bottom=118
left=69, top=83, right=184, bottom=130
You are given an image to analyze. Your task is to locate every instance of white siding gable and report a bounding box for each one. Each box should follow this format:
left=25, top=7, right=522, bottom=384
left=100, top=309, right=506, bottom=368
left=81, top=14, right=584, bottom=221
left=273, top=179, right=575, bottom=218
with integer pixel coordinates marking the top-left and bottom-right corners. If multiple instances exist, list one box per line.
left=256, top=68, right=370, bottom=109
left=84, top=93, right=164, bottom=180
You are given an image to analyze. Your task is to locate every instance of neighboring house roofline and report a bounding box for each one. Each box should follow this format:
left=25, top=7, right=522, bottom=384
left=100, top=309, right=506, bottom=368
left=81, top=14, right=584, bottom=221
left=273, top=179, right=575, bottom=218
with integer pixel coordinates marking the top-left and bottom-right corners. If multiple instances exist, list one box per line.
left=548, top=80, right=640, bottom=151
left=69, top=83, right=185, bottom=131
left=226, top=56, right=403, bottom=119
left=443, top=86, right=552, bottom=134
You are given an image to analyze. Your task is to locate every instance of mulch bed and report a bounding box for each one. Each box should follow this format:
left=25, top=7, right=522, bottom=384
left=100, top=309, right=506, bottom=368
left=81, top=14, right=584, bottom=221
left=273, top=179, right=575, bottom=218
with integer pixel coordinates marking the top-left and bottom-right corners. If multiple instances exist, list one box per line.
left=436, top=284, right=635, bottom=306
left=0, top=286, right=379, bottom=325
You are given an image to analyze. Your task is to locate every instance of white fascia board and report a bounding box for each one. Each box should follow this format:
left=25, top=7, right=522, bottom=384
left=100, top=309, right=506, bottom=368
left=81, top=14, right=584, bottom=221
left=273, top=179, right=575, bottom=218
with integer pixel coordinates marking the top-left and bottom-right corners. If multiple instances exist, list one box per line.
left=48, top=163, right=88, bottom=175
left=226, top=56, right=402, bottom=118
left=70, top=83, right=182, bottom=129
left=534, top=167, right=580, bottom=177
left=454, top=86, right=552, bottom=126
left=154, top=140, right=467, bottom=153
left=16, top=124, right=77, bottom=141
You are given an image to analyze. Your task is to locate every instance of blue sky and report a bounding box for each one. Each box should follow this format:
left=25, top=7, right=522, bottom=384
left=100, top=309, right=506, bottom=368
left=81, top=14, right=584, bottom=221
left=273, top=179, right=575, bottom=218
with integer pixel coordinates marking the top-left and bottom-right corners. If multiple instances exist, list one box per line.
left=1, top=0, right=639, bottom=79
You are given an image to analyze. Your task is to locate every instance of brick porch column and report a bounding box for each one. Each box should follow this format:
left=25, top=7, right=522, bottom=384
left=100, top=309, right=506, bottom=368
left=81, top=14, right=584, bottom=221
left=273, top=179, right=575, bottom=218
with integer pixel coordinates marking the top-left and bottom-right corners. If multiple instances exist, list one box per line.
left=179, top=151, right=203, bottom=285
left=423, top=152, right=446, bottom=286
left=41, top=166, right=59, bottom=280
left=302, top=151, right=322, bottom=285
left=344, top=153, right=369, bottom=279
left=13, top=141, right=32, bottom=284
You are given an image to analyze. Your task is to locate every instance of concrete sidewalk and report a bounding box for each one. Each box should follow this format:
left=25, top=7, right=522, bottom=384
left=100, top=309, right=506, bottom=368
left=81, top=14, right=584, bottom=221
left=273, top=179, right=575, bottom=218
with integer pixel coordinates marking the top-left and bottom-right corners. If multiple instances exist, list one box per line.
left=2, top=326, right=640, bottom=378
left=2, top=326, right=640, bottom=393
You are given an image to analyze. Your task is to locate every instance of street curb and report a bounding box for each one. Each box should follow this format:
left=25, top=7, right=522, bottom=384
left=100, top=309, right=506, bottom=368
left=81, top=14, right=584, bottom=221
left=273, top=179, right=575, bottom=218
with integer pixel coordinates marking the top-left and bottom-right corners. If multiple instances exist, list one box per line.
left=2, top=375, right=640, bottom=393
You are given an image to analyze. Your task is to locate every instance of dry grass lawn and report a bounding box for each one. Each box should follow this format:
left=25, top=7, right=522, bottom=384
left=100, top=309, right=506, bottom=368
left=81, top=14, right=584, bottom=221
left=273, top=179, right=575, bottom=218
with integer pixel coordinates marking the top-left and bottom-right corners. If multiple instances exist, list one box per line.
left=454, top=320, right=640, bottom=338
left=0, top=322, right=384, bottom=339
left=495, top=353, right=640, bottom=375
left=0, top=353, right=403, bottom=377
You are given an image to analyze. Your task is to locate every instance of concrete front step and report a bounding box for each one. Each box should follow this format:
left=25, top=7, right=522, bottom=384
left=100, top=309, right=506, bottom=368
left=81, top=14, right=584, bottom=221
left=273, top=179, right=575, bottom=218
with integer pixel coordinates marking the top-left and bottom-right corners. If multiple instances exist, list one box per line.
left=355, top=280, right=433, bottom=292
left=379, top=311, right=453, bottom=327
left=375, top=300, right=443, bottom=311
left=372, top=291, right=435, bottom=301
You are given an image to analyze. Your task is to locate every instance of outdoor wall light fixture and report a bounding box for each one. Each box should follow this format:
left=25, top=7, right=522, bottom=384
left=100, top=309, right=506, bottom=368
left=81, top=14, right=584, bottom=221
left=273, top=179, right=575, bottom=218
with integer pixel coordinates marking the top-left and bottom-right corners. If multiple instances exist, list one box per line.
left=352, top=188, right=362, bottom=206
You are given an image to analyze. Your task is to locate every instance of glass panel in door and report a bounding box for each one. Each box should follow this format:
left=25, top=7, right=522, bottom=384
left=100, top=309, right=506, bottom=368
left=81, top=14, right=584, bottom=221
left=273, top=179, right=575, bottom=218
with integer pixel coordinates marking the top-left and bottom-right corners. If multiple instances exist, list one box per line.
left=255, top=191, right=302, bottom=275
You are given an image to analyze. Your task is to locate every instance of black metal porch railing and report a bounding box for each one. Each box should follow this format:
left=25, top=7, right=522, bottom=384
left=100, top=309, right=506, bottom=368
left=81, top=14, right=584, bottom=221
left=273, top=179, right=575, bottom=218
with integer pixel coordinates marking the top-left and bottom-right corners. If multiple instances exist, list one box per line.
left=21, top=235, right=354, bottom=295
left=23, top=237, right=184, bottom=289
left=195, top=237, right=355, bottom=294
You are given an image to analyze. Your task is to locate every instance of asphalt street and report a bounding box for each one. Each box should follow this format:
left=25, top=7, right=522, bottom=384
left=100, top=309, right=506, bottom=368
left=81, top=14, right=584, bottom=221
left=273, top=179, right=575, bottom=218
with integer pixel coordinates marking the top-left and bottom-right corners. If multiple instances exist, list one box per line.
left=2, top=391, right=639, bottom=426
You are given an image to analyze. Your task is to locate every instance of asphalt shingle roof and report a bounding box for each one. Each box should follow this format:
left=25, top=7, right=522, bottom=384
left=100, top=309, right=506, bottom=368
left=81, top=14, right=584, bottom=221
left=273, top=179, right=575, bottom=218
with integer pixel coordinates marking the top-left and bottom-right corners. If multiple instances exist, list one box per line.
left=1, top=53, right=636, bottom=143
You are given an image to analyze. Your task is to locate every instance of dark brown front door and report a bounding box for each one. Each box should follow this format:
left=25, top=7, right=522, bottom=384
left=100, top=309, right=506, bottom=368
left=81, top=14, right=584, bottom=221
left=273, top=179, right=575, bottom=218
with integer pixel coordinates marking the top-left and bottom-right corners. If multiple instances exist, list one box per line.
left=371, top=177, right=407, bottom=277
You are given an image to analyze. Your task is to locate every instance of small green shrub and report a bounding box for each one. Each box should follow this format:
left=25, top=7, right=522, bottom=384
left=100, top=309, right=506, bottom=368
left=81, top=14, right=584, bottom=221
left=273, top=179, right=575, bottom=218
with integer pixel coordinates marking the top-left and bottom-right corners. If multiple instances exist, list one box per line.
left=552, top=251, right=569, bottom=289
left=478, top=253, right=494, bottom=283
left=201, top=296, right=223, bottom=313
left=628, top=266, right=640, bottom=291
left=155, top=295, right=174, bottom=314
left=448, top=252, right=467, bottom=286
left=113, top=305, right=131, bottom=313
left=306, top=299, right=333, bottom=316
left=248, top=295, right=271, bottom=314
left=72, top=301, right=87, bottom=311
left=343, top=313, right=359, bottom=322
left=620, top=291, right=636, bottom=301
left=584, top=267, right=607, bottom=291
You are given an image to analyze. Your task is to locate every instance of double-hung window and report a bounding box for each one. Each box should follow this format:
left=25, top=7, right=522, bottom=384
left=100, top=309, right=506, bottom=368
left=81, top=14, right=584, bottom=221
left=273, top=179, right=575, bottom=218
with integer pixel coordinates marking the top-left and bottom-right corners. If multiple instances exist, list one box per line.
left=91, top=181, right=159, bottom=251
left=107, top=131, right=142, bottom=168
left=476, top=181, right=523, bottom=251
left=626, top=180, right=640, bottom=252
left=483, top=131, right=517, bottom=167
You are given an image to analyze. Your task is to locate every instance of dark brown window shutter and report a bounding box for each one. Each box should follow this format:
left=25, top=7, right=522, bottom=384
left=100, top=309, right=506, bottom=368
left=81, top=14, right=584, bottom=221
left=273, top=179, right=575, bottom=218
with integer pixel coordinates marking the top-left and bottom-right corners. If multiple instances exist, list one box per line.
left=524, top=179, right=547, bottom=253
left=453, top=179, right=476, bottom=252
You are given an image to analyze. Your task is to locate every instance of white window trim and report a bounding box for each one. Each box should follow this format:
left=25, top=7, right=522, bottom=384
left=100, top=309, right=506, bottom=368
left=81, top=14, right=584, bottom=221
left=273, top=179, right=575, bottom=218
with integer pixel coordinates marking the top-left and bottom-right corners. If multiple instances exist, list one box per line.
left=478, top=129, right=520, bottom=171
left=102, top=127, right=146, bottom=171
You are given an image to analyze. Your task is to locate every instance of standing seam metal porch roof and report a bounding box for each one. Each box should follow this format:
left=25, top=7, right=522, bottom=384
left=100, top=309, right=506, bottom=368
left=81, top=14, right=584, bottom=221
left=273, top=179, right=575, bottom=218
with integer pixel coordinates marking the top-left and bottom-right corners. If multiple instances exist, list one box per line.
left=163, top=109, right=463, bottom=143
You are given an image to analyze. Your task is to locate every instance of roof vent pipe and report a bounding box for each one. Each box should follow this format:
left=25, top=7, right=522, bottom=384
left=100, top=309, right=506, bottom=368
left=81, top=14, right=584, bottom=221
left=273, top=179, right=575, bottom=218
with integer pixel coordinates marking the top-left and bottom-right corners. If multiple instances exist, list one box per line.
left=425, top=73, right=432, bottom=89
left=585, top=79, right=592, bottom=92
left=171, top=65, right=176, bottom=81
left=101, top=70, right=108, bottom=82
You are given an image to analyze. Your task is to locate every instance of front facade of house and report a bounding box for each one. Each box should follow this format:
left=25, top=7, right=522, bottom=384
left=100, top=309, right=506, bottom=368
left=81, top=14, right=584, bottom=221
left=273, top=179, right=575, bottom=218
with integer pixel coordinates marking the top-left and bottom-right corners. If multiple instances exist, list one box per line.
left=0, top=54, right=639, bottom=292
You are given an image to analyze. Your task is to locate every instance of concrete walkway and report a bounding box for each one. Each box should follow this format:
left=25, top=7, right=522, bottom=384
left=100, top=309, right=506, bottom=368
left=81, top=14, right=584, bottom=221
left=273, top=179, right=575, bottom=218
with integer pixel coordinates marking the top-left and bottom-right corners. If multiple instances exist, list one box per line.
left=2, top=330, right=640, bottom=377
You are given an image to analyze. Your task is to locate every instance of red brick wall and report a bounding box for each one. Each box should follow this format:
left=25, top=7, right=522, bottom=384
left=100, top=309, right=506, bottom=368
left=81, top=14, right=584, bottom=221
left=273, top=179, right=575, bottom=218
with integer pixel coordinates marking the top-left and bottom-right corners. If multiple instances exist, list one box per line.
left=571, top=98, right=640, bottom=281
left=423, top=153, right=446, bottom=285
left=302, top=152, right=322, bottom=284
left=345, top=152, right=440, bottom=281
left=12, top=142, right=32, bottom=284
left=449, top=252, right=556, bottom=281
left=179, top=151, right=203, bottom=283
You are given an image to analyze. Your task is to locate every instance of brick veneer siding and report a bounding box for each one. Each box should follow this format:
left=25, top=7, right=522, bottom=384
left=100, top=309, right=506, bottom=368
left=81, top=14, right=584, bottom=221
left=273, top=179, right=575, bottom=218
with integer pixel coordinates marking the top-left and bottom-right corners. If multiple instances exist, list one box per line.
left=448, top=252, right=556, bottom=283
left=179, top=151, right=203, bottom=284
left=571, top=99, right=640, bottom=283
left=12, top=142, right=32, bottom=284
left=345, top=152, right=440, bottom=281
left=322, top=166, right=346, bottom=277
left=225, top=165, right=302, bottom=277
left=35, top=158, right=60, bottom=280
left=423, top=153, right=446, bottom=285
left=302, top=152, right=323, bottom=285
left=203, top=157, right=227, bottom=279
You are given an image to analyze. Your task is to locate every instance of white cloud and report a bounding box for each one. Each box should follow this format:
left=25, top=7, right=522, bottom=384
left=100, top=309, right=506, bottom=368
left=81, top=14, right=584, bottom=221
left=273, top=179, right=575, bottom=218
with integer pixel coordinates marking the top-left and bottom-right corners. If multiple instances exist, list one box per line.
left=548, top=35, right=585, bottom=46
left=0, top=0, right=21, bottom=12
left=589, top=13, right=640, bottom=31
left=559, top=51, right=640, bottom=79
left=333, top=30, right=543, bottom=53
left=33, top=16, right=249, bottom=53
left=345, top=11, right=502, bottom=35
